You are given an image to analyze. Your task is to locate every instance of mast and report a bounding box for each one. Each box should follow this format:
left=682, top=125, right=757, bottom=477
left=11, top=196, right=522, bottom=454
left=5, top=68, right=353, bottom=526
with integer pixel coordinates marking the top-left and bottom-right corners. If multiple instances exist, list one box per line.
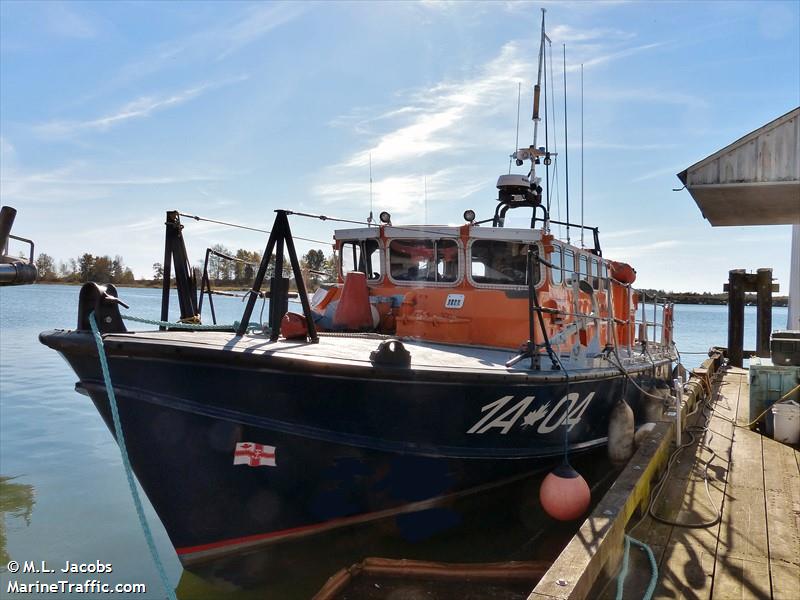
left=529, top=8, right=548, bottom=185
left=368, top=153, right=374, bottom=226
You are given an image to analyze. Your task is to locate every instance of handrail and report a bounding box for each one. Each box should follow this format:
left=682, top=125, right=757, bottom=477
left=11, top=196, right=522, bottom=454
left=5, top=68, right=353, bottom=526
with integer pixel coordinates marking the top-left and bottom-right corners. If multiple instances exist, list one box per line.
left=6, top=234, right=34, bottom=264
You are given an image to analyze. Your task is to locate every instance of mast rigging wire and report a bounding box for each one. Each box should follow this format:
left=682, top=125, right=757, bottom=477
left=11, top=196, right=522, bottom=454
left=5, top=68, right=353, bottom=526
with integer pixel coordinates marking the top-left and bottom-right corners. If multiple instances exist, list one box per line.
left=510, top=82, right=522, bottom=175
left=580, top=63, right=585, bottom=248
left=543, top=43, right=550, bottom=221
left=177, top=212, right=329, bottom=246
left=284, top=210, right=462, bottom=238
left=547, top=38, right=562, bottom=238
left=562, top=44, right=570, bottom=245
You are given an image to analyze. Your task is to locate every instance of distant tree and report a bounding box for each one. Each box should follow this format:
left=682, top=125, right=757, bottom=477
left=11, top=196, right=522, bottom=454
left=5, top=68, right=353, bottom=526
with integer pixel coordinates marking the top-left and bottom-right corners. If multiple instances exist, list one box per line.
left=35, top=253, right=56, bottom=280
left=111, top=255, right=125, bottom=282
left=303, top=249, right=326, bottom=272
left=78, top=254, right=95, bottom=282
left=91, top=255, right=113, bottom=282
left=206, top=244, right=229, bottom=282
left=121, top=268, right=135, bottom=284
left=301, top=249, right=327, bottom=289
left=234, top=249, right=257, bottom=284
left=152, top=262, right=164, bottom=282
left=324, top=253, right=337, bottom=281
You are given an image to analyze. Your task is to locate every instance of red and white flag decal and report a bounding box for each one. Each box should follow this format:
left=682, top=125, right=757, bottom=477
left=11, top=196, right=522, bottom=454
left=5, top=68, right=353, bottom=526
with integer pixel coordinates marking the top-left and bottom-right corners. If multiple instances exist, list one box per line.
left=233, top=442, right=277, bottom=467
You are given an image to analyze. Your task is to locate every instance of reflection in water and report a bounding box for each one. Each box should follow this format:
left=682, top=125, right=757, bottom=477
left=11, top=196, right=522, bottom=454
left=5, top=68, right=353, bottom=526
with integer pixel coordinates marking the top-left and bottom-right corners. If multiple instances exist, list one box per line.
left=0, top=476, right=36, bottom=567
left=175, top=450, right=617, bottom=599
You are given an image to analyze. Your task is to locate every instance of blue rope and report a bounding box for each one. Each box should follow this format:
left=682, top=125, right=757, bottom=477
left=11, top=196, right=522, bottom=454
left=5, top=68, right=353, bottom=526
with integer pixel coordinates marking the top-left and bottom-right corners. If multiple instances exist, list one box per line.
left=89, top=312, right=177, bottom=600
left=615, top=534, right=658, bottom=600
left=615, top=535, right=631, bottom=600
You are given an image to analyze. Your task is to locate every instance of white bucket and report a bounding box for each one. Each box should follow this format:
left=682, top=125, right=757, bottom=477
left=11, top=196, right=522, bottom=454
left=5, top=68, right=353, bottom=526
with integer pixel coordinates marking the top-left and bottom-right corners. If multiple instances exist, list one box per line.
left=771, top=400, right=800, bottom=445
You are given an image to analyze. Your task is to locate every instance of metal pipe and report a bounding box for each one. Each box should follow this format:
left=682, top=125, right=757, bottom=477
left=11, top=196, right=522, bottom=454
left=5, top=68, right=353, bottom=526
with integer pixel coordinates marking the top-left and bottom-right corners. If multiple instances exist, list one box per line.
left=673, top=378, right=683, bottom=446
left=0, top=262, right=37, bottom=285
left=0, top=206, right=17, bottom=257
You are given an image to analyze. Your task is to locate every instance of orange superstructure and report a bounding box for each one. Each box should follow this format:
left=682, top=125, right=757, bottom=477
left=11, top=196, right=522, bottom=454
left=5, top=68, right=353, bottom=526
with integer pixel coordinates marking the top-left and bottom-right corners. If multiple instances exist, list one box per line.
left=310, top=220, right=646, bottom=355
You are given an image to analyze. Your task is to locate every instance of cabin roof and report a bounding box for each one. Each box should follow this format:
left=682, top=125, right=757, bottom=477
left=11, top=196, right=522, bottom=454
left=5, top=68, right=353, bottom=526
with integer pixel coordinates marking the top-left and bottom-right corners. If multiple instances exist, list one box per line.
left=333, top=225, right=543, bottom=242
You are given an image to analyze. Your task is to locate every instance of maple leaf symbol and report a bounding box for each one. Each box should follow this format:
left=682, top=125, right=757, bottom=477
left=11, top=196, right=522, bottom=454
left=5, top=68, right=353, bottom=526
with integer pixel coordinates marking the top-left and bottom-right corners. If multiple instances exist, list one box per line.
left=522, top=403, right=550, bottom=427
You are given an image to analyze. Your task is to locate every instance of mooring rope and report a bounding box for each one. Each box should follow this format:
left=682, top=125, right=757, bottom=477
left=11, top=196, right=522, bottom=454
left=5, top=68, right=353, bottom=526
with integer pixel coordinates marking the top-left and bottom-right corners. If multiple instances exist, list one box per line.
left=120, top=314, right=261, bottom=331
left=88, top=312, right=177, bottom=600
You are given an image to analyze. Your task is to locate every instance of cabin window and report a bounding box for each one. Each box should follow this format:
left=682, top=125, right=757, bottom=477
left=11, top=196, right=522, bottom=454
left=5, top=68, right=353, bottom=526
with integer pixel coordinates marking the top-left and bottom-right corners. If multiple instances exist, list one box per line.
left=470, top=241, right=539, bottom=286
left=578, top=255, right=589, bottom=283
left=389, top=239, right=458, bottom=283
left=551, top=246, right=563, bottom=285
left=564, top=249, right=575, bottom=283
left=601, top=261, right=609, bottom=288
left=340, top=240, right=382, bottom=280
left=590, top=257, right=601, bottom=290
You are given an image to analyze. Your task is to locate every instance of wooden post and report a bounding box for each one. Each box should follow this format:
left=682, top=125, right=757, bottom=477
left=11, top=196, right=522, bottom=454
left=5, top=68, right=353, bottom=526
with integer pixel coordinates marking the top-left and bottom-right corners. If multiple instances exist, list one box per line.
left=756, top=268, right=772, bottom=358
left=728, top=269, right=746, bottom=368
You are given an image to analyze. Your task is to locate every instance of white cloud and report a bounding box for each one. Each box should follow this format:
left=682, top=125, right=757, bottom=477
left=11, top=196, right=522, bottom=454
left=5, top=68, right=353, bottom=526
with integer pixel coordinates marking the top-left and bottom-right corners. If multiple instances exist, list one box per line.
left=35, top=76, right=248, bottom=137
left=590, top=87, right=709, bottom=109
left=338, top=41, right=531, bottom=169
left=216, top=2, right=306, bottom=59
left=565, top=42, right=663, bottom=73
left=315, top=25, right=677, bottom=220
left=0, top=157, right=226, bottom=205
left=314, top=167, right=486, bottom=219
left=45, top=3, right=97, bottom=39
left=111, top=3, right=305, bottom=86
left=549, top=24, right=635, bottom=44
left=631, top=164, right=687, bottom=183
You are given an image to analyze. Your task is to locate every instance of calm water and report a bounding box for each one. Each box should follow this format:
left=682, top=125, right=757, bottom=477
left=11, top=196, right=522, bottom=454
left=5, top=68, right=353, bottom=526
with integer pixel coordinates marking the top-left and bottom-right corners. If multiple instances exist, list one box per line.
left=0, top=285, right=789, bottom=599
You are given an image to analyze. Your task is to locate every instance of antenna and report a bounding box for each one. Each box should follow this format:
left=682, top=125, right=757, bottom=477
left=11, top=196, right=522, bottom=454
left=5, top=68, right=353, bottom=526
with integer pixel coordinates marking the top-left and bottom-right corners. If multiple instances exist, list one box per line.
left=543, top=42, right=550, bottom=222
left=530, top=7, right=547, bottom=183
left=580, top=63, right=584, bottom=248
left=510, top=82, right=521, bottom=174
left=424, top=175, right=428, bottom=224
left=563, top=44, right=570, bottom=245
left=368, top=153, right=374, bottom=226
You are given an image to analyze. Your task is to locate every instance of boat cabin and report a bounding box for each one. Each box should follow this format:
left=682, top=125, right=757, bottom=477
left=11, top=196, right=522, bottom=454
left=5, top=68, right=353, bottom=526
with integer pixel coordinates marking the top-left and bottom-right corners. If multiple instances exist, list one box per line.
left=311, top=223, right=642, bottom=354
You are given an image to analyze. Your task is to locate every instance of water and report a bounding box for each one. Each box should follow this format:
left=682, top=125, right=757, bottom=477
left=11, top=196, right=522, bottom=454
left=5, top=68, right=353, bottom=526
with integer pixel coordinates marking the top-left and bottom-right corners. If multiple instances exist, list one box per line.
left=0, top=285, right=788, bottom=598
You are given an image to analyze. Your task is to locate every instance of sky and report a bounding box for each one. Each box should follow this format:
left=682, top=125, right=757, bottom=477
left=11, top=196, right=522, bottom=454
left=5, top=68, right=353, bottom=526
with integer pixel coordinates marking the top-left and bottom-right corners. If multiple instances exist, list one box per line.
left=1, top=0, right=798, bottom=292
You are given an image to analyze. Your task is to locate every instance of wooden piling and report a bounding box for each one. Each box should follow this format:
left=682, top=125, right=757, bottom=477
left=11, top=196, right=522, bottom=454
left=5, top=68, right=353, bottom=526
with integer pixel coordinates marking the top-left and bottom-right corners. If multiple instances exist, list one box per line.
left=756, top=268, right=773, bottom=358
left=727, top=269, right=746, bottom=368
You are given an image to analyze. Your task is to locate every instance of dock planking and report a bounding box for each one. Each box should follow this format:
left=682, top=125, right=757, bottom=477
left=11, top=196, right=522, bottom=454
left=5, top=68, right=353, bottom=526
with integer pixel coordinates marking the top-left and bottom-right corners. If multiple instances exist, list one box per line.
left=587, top=366, right=799, bottom=600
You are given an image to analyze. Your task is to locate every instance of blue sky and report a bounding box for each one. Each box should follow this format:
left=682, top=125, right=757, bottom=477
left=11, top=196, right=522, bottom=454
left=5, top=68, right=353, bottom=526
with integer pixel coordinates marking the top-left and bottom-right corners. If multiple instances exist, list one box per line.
left=1, top=0, right=798, bottom=292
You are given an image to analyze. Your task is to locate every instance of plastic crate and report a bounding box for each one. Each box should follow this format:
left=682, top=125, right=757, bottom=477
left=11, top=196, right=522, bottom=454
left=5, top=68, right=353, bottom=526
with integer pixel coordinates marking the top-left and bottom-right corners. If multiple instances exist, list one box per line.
left=771, top=330, right=800, bottom=366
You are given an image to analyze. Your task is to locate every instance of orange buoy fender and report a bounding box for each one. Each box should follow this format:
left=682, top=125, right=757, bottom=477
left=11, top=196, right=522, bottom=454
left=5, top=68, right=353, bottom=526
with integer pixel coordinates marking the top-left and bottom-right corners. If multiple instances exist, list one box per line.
left=281, top=312, right=308, bottom=340
left=609, top=260, right=637, bottom=284
left=539, top=463, right=591, bottom=521
left=333, top=272, right=373, bottom=330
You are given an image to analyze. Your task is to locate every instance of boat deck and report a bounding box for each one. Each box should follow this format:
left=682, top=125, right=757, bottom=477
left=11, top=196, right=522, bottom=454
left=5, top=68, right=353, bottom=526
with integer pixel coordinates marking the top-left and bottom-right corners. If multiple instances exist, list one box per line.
left=108, top=329, right=662, bottom=379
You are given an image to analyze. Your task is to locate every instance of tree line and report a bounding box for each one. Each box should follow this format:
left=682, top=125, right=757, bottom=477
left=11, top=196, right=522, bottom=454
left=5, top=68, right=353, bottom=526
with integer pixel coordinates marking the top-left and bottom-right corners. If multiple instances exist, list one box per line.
left=35, top=253, right=136, bottom=284
left=33, top=246, right=337, bottom=288
left=154, top=244, right=336, bottom=289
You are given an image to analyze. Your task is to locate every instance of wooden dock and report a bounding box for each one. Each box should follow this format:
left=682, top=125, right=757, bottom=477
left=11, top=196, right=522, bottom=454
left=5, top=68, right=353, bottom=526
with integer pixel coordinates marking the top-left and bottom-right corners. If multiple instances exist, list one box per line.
left=531, top=363, right=800, bottom=600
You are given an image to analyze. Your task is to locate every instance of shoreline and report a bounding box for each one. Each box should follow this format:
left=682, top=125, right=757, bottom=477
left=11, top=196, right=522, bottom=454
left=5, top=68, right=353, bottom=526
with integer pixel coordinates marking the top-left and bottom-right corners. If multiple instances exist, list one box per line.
left=26, top=280, right=790, bottom=307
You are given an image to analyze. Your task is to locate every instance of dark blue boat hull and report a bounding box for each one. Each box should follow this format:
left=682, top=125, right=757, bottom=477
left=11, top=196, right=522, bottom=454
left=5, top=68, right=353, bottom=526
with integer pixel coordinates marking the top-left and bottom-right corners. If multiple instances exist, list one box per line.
left=44, top=331, right=673, bottom=564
